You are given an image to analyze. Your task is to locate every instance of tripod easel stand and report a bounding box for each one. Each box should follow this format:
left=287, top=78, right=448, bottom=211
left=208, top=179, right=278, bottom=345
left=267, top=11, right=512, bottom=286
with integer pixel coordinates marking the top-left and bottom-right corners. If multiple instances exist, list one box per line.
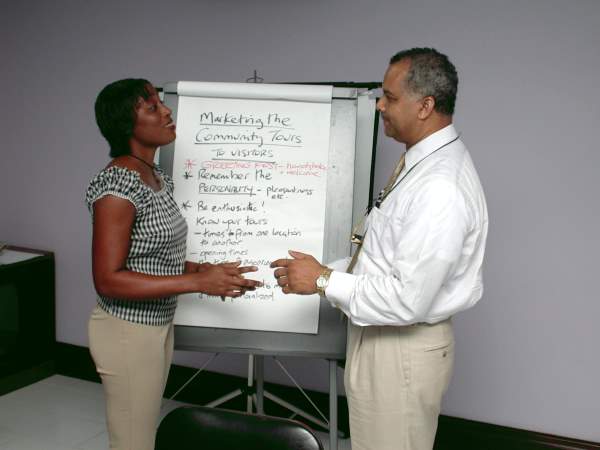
left=168, top=353, right=341, bottom=450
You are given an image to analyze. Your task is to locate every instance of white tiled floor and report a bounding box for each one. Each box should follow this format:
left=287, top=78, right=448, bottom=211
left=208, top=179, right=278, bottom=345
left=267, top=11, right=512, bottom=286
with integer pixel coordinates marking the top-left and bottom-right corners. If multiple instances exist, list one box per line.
left=0, top=375, right=350, bottom=450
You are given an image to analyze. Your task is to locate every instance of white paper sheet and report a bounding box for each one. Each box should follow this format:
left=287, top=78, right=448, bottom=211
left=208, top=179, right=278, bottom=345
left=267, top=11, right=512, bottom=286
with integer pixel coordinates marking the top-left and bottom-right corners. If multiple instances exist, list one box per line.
left=177, top=81, right=332, bottom=103
left=172, top=84, right=332, bottom=334
left=0, top=249, right=41, bottom=265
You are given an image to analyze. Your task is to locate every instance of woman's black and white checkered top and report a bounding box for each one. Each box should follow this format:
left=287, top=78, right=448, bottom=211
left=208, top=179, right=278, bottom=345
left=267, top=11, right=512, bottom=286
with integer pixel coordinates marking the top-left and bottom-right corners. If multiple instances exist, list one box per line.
left=85, top=165, right=188, bottom=326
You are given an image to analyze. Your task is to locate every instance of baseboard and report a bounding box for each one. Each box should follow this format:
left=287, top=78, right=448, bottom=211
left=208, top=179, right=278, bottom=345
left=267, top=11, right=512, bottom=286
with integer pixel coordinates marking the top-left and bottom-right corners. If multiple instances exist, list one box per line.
left=435, top=416, right=600, bottom=450
left=0, top=360, right=55, bottom=396
left=47, top=342, right=599, bottom=449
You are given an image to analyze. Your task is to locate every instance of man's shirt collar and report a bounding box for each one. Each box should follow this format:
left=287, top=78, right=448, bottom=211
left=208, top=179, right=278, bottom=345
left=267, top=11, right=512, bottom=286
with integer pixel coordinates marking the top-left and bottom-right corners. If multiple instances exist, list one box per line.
left=404, top=124, right=458, bottom=173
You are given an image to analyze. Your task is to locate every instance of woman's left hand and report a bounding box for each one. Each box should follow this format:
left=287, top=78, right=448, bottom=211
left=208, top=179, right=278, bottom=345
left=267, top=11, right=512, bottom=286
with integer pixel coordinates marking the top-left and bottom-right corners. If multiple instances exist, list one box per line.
left=184, top=261, right=213, bottom=273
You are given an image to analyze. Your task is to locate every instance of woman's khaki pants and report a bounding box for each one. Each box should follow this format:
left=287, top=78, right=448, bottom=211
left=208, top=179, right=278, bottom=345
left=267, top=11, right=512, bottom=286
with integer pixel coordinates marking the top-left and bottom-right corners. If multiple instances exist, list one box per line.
left=344, top=319, right=454, bottom=450
left=88, top=306, right=174, bottom=450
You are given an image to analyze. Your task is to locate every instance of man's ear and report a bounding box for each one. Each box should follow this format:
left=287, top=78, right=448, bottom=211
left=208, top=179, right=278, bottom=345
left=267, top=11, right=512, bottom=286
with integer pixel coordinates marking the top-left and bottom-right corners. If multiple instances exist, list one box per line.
left=418, top=96, right=436, bottom=120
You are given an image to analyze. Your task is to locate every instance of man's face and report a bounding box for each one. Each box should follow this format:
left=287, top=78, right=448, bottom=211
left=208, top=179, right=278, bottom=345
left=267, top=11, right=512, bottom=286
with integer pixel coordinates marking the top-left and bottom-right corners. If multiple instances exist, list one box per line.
left=377, top=60, right=422, bottom=144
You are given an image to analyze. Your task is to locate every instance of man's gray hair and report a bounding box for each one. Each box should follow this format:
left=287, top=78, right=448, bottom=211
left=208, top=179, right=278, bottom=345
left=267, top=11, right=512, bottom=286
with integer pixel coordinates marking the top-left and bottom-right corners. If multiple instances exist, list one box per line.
left=390, top=48, right=458, bottom=115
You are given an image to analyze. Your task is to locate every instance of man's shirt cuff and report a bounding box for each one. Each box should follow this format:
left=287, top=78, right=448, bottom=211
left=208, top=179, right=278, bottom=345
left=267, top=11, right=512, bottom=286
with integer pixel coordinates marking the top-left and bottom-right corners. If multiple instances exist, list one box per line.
left=325, top=270, right=355, bottom=313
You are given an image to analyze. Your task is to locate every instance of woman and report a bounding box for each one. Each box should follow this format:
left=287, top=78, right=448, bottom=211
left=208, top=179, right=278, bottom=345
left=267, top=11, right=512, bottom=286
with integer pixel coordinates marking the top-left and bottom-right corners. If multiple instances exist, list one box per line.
left=85, top=78, right=260, bottom=450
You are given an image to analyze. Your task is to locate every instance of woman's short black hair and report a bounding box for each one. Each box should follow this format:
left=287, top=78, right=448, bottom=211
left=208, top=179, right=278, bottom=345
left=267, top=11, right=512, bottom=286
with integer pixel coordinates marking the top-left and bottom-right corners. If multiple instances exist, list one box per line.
left=94, top=78, right=152, bottom=157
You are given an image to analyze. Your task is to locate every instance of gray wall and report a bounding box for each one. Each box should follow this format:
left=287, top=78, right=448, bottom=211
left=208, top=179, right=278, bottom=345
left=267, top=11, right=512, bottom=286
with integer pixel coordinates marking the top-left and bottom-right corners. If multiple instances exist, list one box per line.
left=2, top=0, right=599, bottom=442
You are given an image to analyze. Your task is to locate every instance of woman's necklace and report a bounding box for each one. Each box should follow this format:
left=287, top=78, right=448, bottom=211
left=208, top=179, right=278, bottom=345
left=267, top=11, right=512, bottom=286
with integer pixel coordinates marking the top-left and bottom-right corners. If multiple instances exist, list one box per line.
left=127, top=154, right=161, bottom=187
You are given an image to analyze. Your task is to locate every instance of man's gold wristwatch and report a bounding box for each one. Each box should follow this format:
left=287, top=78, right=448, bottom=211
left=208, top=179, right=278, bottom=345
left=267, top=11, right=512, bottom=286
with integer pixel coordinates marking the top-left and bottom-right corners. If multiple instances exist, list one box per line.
left=315, top=267, right=333, bottom=296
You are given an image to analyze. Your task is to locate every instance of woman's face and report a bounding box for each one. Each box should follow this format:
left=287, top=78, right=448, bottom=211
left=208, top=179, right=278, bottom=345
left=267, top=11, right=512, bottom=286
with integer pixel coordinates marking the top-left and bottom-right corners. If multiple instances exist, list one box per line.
left=130, top=85, right=176, bottom=150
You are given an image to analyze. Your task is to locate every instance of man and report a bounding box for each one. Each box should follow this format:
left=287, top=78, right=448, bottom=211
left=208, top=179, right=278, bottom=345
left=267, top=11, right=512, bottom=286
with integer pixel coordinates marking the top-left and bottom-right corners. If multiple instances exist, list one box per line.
left=271, top=48, right=488, bottom=450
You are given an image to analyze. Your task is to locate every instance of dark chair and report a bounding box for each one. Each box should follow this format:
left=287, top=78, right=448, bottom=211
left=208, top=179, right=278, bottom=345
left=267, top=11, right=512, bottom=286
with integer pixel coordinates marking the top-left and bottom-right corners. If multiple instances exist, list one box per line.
left=156, top=405, right=324, bottom=450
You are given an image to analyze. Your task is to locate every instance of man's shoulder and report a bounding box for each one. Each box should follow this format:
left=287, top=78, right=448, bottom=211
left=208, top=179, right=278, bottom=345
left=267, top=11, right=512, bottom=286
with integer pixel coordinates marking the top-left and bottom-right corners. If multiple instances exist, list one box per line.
left=419, top=148, right=464, bottom=183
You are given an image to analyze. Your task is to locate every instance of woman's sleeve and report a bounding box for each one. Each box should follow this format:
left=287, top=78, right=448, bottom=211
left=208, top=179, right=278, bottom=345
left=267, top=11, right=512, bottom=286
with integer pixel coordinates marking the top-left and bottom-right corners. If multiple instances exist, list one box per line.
left=85, top=166, right=151, bottom=217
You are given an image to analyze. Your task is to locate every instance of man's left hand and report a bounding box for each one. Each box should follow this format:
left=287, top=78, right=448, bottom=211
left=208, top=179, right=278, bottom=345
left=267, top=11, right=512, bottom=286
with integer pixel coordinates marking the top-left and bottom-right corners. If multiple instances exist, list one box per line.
left=271, top=250, right=326, bottom=295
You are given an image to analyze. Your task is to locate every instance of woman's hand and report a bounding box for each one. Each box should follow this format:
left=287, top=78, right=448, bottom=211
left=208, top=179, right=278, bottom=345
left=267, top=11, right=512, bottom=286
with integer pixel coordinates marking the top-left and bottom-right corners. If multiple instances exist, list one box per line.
left=191, top=261, right=262, bottom=297
left=184, top=261, right=213, bottom=273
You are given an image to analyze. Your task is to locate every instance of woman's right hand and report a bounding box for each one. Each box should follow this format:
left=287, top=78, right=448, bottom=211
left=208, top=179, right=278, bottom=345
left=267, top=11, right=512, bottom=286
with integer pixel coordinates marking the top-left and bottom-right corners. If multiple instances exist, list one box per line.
left=192, top=261, right=262, bottom=297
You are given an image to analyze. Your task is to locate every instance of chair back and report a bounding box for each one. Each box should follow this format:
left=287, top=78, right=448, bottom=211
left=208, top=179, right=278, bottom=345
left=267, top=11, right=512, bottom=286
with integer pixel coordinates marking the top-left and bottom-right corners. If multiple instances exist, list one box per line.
left=156, top=405, right=324, bottom=450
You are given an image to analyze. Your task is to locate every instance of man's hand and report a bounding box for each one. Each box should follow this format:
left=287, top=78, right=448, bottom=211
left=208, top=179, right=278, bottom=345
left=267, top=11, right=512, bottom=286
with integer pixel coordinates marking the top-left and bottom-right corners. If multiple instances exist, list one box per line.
left=270, top=250, right=326, bottom=295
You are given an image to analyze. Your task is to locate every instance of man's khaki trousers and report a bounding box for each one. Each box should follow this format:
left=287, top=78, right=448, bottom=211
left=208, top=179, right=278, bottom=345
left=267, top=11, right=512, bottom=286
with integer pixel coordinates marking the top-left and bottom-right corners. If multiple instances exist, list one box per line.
left=344, top=319, right=454, bottom=450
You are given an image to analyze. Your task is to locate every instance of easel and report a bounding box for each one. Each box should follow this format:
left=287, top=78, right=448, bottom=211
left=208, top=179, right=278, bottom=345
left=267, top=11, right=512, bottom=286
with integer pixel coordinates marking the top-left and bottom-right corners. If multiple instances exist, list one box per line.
left=159, top=79, right=379, bottom=450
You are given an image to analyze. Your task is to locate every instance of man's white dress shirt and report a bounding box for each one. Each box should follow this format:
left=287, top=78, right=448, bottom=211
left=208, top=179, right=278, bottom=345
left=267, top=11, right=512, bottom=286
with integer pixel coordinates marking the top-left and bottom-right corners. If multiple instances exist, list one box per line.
left=326, top=124, right=488, bottom=326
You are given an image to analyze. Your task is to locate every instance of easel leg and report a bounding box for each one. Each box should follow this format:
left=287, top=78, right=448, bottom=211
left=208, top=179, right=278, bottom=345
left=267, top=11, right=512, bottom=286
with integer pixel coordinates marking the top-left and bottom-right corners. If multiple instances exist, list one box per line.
left=202, top=354, right=254, bottom=413
left=329, top=359, right=338, bottom=450
left=255, top=355, right=264, bottom=414
left=202, top=354, right=257, bottom=411
left=166, top=353, right=219, bottom=403
left=204, top=388, right=243, bottom=408
left=246, top=354, right=254, bottom=413
left=266, top=357, right=331, bottom=430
